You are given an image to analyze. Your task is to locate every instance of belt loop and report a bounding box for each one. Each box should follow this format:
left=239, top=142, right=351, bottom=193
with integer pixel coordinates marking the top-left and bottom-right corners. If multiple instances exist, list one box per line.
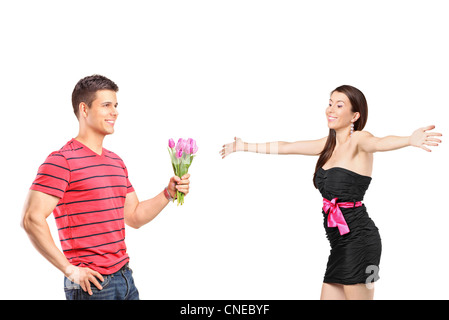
left=353, top=200, right=356, bottom=208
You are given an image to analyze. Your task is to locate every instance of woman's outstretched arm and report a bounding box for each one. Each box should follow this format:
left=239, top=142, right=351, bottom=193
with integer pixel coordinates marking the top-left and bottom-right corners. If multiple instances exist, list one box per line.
left=220, top=136, right=327, bottom=158
left=355, top=125, right=442, bottom=153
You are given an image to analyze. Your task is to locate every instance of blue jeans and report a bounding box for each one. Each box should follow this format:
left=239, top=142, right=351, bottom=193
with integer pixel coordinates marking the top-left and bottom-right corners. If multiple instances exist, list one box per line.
left=64, top=263, right=140, bottom=300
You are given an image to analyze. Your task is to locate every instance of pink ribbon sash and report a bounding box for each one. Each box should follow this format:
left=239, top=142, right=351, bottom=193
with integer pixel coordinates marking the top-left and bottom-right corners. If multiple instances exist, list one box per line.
left=322, top=198, right=362, bottom=235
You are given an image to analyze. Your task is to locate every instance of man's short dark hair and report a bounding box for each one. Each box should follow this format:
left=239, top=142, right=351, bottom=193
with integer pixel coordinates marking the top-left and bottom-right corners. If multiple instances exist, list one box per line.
left=72, top=75, right=119, bottom=118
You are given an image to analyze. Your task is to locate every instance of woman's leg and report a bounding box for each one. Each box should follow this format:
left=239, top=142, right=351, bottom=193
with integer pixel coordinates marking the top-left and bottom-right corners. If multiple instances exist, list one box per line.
left=320, top=283, right=346, bottom=300
left=343, top=283, right=374, bottom=300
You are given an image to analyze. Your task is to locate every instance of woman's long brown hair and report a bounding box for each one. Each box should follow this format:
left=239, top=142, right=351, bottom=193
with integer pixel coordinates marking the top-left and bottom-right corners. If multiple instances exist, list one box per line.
left=313, top=85, right=368, bottom=188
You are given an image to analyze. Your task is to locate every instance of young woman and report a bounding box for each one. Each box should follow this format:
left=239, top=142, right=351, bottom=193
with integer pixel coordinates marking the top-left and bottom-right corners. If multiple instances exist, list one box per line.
left=220, top=85, right=442, bottom=300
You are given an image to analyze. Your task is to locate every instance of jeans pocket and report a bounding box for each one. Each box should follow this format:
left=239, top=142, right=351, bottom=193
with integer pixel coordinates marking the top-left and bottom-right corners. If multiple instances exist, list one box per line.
left=89, top=274, right=112, bottom=293
left=64, top=274, right=112, bottom=300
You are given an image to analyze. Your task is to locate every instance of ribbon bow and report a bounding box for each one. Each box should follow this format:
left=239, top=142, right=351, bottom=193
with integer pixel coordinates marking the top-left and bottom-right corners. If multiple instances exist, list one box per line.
left=322, top=198, right=362, bottom=235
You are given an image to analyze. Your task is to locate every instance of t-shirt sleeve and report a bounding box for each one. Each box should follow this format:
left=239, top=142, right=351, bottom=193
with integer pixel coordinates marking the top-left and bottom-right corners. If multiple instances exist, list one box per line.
left=124, top=166, right=134, bottom=194
left=30, top=152, right=70, bottom=199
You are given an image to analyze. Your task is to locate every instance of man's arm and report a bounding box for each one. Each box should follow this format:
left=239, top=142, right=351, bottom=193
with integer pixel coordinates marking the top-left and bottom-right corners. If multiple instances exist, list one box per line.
left=21, top=190, right=104, bottom=295
left=124, top=174, right=190, bottom=229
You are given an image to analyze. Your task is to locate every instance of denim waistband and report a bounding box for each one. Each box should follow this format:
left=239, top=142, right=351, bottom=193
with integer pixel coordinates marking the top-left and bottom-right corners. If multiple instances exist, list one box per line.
left=104, top=262, right=131, bottom=276
left=117, top=262, right=130, bottom=273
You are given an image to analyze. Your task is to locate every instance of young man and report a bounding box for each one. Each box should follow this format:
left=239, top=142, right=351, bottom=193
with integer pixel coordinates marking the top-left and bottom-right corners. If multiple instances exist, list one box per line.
left=21, top=75, right=190, bottom=300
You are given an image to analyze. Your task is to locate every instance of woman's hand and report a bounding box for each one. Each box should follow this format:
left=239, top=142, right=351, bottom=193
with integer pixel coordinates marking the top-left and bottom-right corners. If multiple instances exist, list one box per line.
left=220, top=137, right=244, bottom=159
left=409, top=125, right=442, bottom=152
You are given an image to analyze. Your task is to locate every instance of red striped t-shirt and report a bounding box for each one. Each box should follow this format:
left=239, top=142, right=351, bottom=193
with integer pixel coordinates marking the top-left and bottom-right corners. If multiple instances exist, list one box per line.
left=30, top=138, right=134, bottom=274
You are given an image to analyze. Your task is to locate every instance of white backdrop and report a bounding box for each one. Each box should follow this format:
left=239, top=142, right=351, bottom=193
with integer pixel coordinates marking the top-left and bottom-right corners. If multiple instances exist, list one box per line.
left=1, top=0, right=448, bottom=300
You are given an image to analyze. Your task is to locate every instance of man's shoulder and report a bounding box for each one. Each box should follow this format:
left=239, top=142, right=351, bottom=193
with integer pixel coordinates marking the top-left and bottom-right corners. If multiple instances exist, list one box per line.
left=43, top=139, right=84, bottom=165
left=103, top=148, right=122, bottom=160
left=48, top=138, right=83, bottom=156
left=103, top=148, right=128, bottom=168
left=41, top=139, right=75, bottom=160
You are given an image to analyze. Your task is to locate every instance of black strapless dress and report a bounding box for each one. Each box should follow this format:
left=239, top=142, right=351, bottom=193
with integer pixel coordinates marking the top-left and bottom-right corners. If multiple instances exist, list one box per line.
left=315, top=167, right=382, bottom=285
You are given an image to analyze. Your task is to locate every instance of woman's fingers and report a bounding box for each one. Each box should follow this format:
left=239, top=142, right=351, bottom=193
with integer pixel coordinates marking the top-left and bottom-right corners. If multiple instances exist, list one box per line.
left=423, top=125, right=436, bottom=132
left=412, top=126, right=443, bottom=151
left=427, top=132, right=443, bottom=138
left=220, top=144, right=230, bottom=158
left=220, top=137, right=241, bottom=158
left=423, top=125, right=443, bottom=139
left=423, top=133, right=442, bottom=148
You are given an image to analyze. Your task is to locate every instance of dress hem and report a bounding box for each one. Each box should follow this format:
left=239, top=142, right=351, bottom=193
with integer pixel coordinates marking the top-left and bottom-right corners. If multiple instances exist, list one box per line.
left=323, top=277, right=380, bottom=286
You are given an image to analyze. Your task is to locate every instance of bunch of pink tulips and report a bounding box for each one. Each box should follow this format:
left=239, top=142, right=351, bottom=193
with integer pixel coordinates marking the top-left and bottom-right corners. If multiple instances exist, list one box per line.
left=167, top=138, right=198, bottom=205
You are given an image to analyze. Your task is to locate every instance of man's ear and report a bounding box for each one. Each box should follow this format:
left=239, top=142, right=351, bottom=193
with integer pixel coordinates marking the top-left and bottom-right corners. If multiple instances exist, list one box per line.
left=79, top=102, right=89, bottom=118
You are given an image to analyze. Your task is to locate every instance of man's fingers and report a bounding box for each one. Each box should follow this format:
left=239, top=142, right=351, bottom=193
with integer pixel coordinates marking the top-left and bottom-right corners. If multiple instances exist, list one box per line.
left=176, top=187, right=189, bottom=194
left=89, top=275, right=103, bottom=291
left=181, top=173, right=190, bottom=180
left=84, top=279, right=93, bottom=295
left=95, top=271, right=104, bottom=283
left=79, top=268, right=104, bottom=295
left=176, top=183, right=189, bottom=191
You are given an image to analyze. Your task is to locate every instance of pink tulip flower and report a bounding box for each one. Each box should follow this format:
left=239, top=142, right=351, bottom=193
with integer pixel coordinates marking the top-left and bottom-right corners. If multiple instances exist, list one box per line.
left=176, top=138, right=186, bottom=153
left=190, top=139, right=198, bottom=154
left=183, top=138, right=198, bottom=155
left=168, top=138, right=175, bottom=148
left=184, top=138, right=192, bottom=155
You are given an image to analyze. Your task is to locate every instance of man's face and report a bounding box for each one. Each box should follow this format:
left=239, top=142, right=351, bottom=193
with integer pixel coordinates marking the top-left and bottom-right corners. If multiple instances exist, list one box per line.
left=81, top=90, right=119, bottom=136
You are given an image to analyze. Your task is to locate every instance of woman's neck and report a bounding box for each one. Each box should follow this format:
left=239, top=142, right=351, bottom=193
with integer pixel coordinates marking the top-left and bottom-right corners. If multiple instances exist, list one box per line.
left=334, top=126, right=351, bottom=147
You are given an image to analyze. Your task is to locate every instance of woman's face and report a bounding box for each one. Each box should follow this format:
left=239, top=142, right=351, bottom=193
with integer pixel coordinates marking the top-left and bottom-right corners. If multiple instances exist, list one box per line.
left=326, top=91, right=359, bottom=131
